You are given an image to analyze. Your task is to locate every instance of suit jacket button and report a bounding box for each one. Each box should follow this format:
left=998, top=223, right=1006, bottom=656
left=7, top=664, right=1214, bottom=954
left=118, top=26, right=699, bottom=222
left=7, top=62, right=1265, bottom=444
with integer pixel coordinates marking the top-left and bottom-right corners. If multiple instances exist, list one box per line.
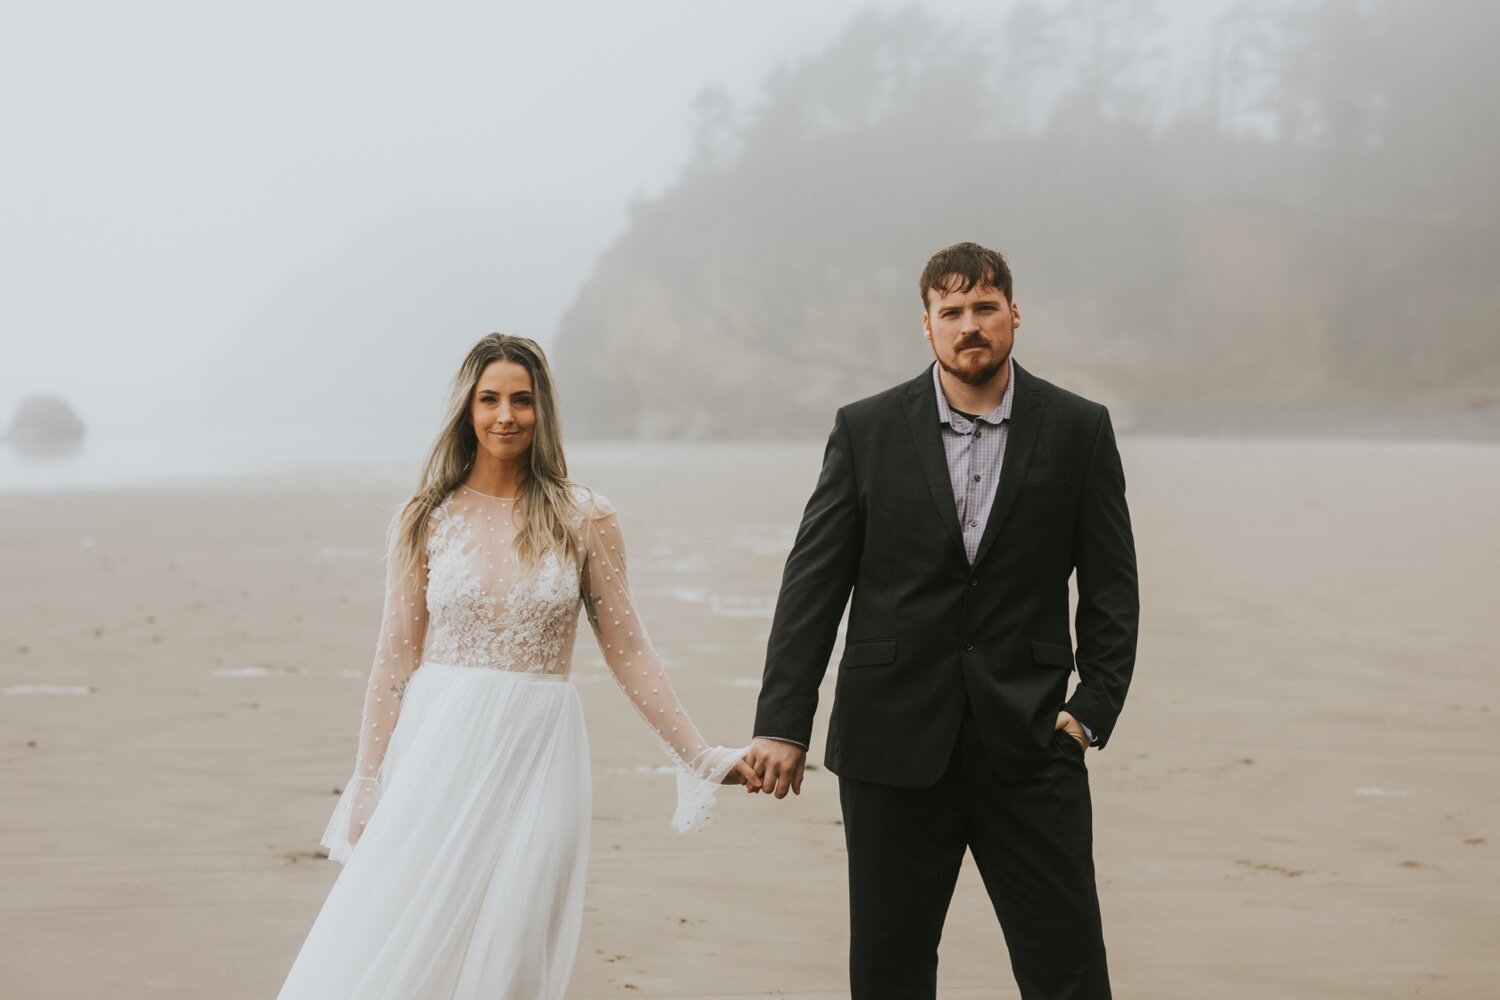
left=968, top=578, right=978, bottom=587
left=963, top=641, right=975, bottom=651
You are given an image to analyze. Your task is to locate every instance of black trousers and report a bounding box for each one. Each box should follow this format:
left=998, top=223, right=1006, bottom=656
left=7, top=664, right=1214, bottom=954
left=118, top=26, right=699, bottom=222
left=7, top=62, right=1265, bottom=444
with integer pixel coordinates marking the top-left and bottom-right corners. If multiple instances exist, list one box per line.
left=839, top=703, right=1110, bottom=1000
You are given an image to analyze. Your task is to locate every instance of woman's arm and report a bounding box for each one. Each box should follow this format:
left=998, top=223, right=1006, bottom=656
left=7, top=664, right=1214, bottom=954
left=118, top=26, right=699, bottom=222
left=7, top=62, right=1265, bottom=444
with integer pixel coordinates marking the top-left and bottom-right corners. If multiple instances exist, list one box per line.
left=320, top=523, right=429, bottom=862
left=579, top=493, right=755, bottom=830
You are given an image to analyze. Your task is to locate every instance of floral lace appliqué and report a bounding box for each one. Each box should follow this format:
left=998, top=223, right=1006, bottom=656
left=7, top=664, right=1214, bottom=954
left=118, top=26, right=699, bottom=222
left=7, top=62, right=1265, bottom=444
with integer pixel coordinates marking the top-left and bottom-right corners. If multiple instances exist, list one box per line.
left=421, top=501, right=581, bottom=673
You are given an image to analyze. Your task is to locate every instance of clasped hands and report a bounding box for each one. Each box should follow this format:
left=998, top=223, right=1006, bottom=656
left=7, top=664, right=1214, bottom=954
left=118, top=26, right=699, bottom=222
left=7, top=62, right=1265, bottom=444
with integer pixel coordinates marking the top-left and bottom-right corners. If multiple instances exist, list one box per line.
left=734, top=737, right=808, bottom=798
left=716, top=739, right=803, bottom=796
left=726, top=712, right=1088, bottom=797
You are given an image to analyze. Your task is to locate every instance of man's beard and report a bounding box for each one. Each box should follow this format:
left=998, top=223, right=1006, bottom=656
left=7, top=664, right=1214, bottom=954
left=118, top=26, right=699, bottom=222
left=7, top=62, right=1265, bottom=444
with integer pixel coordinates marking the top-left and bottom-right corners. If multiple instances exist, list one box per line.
left=938, top=343, right=1007, bottom=387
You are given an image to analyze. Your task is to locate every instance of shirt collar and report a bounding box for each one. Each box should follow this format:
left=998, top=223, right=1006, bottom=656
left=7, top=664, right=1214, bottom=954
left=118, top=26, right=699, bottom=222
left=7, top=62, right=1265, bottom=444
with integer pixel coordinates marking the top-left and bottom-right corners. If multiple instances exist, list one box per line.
left=932, top=358, right=1015, bottom=429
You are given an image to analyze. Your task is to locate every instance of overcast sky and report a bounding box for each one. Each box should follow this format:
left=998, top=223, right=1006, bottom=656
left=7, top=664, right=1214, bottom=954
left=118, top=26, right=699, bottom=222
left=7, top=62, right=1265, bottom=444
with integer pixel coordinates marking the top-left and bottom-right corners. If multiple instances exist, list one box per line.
left=1, top=0, right=1223, bottom=441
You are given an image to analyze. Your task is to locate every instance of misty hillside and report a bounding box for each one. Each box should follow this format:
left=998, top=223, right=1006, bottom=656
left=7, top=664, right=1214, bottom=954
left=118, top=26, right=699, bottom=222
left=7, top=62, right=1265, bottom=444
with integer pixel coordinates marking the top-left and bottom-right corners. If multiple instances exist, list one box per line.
left=554, top=1, right=1500, bottom=438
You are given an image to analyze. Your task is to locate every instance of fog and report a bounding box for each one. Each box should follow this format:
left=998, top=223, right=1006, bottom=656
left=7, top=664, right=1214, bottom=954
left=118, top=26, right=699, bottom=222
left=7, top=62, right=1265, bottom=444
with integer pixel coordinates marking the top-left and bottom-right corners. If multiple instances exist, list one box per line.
left=3, top=2, right=950, bottom=422
left=5, top=0, right=1496, bottom=484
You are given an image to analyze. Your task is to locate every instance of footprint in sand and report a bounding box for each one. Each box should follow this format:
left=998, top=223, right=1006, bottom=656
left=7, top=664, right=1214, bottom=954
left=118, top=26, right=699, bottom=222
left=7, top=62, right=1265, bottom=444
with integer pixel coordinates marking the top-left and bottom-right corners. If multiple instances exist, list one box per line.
left=282, top=850, right=323, bottom=864
left=1235, top=859, right=1306, bottom=877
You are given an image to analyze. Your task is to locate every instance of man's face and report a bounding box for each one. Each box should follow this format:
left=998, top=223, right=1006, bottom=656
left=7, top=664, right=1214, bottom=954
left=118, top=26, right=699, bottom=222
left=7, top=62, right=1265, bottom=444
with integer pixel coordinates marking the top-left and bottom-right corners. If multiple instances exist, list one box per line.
left=922, top=280, right=1020, bottom=387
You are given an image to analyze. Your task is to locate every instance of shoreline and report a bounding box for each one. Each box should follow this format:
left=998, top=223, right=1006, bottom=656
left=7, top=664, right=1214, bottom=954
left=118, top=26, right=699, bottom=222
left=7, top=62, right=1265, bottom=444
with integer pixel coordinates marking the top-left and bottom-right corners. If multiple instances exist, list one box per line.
left=4, top=427, right=1498, bottom=497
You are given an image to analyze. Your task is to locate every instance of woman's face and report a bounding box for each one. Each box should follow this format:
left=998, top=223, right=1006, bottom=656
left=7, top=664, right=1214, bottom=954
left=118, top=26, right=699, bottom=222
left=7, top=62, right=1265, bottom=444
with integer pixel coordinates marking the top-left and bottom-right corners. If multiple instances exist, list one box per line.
left=470, top=360, right=537, bottom=465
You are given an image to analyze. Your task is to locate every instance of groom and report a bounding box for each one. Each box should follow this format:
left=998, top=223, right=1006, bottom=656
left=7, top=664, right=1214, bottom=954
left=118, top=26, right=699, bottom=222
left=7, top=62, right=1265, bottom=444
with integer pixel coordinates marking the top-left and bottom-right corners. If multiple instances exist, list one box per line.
left=748, top=242, right=1138, bottom=999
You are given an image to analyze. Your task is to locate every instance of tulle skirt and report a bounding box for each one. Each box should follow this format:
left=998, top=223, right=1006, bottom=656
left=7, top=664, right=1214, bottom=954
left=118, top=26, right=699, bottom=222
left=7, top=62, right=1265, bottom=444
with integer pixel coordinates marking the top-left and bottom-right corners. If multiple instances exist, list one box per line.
left=279, top=663, right=592, bottom=1000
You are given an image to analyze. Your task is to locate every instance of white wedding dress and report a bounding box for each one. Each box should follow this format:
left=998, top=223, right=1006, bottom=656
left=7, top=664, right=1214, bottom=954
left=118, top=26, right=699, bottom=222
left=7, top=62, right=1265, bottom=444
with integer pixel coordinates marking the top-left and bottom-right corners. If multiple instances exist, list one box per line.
left=278, top=485, right=744, bottom=999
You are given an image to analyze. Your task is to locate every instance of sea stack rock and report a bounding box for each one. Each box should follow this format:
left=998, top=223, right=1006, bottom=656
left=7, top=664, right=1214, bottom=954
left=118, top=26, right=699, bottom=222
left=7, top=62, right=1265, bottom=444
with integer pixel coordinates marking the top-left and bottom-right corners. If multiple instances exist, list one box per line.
left=4, top=395, right=87, bottom=454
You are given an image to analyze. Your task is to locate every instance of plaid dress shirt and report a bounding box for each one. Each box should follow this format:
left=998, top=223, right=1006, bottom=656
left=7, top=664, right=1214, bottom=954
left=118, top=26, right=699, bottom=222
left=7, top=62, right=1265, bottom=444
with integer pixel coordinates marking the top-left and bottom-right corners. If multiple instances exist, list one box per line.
left=931, top=360, right=1015, bottom=564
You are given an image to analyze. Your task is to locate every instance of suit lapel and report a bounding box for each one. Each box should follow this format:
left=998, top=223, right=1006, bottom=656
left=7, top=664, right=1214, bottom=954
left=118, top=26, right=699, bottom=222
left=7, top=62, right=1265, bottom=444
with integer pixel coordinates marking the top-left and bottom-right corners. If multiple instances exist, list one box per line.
left=900, top=368, right=967, bottom=563
left=972, top=363, right=1046, bottom=567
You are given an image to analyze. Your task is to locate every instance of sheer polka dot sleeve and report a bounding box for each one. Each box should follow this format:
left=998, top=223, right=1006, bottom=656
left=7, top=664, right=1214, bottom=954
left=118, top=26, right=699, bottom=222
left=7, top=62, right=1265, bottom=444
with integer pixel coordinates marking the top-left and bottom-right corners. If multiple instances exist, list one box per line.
left=320, top=523, right=429, bottom=863
left=579, top=495, right=747, bottom=832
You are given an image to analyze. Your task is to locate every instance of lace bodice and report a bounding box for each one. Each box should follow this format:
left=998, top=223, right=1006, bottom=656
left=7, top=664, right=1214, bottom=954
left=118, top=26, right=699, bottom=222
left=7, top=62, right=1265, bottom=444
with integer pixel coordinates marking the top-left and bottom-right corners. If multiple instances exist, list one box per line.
left=421, top=494, right=582, bottom=674
left=322, top=484, right=743, bottom=860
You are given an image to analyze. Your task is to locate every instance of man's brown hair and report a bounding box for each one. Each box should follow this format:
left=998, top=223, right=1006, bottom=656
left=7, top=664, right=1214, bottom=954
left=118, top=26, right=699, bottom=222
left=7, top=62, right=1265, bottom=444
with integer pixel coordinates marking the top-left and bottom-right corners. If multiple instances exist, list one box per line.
left=918, top=242, right=1013, bottom=309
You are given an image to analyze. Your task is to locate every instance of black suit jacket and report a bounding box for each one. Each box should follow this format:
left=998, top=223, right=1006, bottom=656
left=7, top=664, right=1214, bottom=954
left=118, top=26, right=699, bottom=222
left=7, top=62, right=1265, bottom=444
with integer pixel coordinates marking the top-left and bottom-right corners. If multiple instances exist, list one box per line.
left=754, top=362, right=1139, bottom=785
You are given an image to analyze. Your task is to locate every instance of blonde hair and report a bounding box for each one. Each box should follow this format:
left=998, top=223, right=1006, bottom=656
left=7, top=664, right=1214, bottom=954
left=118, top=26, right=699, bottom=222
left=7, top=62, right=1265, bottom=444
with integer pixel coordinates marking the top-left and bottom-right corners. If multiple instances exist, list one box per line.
left=392, top=334, right=581, bottom=586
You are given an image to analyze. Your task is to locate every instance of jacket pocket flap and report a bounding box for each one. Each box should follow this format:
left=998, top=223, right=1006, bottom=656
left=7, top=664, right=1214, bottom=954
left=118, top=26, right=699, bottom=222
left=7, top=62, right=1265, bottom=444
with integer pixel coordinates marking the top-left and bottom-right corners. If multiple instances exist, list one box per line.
left=842, top=639, right=897, bottom=668
left=1030, top=639, right=1074, bottom=669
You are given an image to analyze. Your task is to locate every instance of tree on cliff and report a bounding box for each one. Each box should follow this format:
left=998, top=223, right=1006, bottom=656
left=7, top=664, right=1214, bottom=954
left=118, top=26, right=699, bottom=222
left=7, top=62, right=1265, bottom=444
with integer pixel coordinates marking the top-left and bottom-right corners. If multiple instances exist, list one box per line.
left=554, top=1, right=1500, bottom=438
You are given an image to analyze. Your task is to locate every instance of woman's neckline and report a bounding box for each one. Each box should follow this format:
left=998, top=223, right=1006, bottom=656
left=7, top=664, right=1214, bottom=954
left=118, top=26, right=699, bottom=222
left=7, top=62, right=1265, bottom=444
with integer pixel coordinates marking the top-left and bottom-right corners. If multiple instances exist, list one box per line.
left=458, top=484, right=520, bottom=501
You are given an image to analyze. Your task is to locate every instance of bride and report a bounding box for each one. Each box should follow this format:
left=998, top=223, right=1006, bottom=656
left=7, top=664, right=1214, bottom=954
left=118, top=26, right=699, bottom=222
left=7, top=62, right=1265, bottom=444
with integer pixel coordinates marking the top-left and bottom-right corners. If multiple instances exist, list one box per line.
left=278, top=334, right=759, bottom=999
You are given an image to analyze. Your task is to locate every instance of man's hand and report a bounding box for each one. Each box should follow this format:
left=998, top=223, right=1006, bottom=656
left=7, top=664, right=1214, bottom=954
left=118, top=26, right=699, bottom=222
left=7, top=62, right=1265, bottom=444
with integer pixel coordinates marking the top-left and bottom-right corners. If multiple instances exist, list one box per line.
left=746, top=737, right=807, bottom=798
left=1055, top=710, right=1088, bottom=753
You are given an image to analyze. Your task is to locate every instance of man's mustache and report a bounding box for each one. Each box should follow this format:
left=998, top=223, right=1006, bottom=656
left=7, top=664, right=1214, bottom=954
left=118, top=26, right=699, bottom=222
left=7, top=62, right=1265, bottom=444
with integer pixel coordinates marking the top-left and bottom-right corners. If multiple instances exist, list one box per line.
left=954, top=336, right=990, bottom=351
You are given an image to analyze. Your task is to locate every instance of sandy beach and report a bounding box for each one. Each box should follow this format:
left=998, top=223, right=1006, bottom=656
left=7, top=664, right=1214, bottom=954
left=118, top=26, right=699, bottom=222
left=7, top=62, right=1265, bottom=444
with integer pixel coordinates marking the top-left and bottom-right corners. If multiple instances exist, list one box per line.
left=1, top=437, right=1496, bottom=998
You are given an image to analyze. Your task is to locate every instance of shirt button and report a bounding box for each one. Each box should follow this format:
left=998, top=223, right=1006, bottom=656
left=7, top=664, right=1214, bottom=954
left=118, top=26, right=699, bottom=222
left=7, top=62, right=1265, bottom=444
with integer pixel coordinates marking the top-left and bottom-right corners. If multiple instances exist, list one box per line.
left=972, top=474, right=981, bottom=482
left=968, top=519, right=978, bottom=527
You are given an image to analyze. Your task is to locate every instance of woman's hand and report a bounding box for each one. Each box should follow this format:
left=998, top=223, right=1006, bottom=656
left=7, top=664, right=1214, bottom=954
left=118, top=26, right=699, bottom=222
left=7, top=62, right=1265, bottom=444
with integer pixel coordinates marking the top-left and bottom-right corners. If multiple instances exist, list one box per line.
left=345, top=778, right=380, bottom=848
left=721, top=757, right=763, bottom=793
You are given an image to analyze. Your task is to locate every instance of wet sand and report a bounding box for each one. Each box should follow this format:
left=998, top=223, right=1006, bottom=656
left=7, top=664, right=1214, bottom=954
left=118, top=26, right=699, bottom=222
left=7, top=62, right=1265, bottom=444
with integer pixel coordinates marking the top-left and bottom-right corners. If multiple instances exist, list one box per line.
left=1, top=438, right=1496, bottom=998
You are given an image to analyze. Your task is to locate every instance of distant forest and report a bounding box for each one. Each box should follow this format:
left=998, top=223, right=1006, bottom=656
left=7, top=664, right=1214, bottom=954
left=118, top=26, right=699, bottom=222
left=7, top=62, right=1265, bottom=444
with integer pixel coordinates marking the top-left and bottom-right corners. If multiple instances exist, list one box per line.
left=554, top=0, right=1500, bottom=438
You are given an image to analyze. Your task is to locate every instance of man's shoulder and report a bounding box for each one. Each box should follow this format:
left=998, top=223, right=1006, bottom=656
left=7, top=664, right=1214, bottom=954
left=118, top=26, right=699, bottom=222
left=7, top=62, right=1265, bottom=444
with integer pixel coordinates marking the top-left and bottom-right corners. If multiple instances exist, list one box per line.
left=835, top=364, right=1109, bottom=415
left=829, top=363, right=1111, bottom=433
